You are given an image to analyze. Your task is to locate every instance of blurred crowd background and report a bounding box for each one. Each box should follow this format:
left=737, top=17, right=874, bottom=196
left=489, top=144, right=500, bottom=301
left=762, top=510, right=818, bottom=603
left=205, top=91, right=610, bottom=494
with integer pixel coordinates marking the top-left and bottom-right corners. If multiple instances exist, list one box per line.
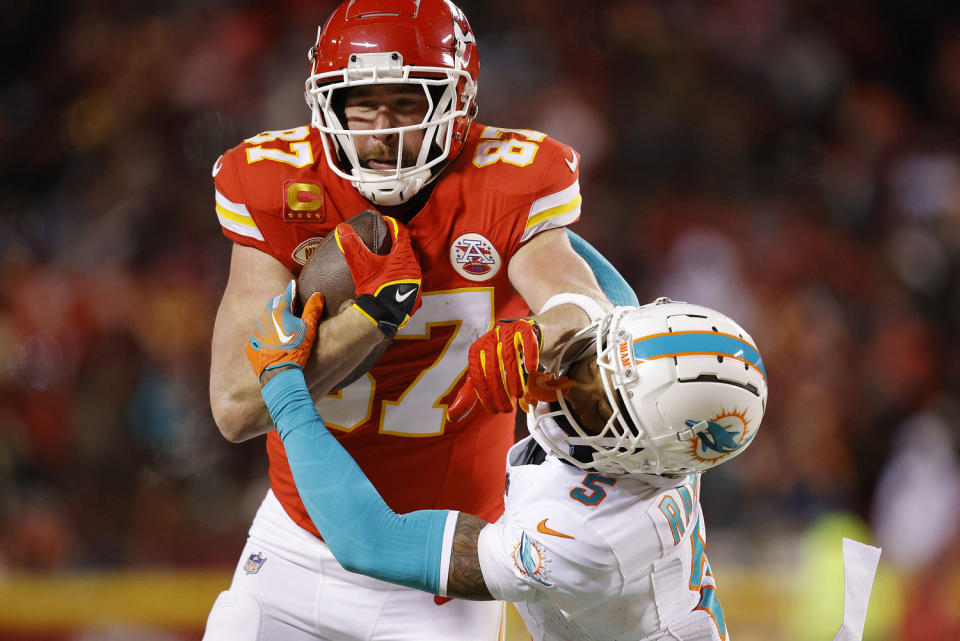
left=2, top=1, right=960, bottom=639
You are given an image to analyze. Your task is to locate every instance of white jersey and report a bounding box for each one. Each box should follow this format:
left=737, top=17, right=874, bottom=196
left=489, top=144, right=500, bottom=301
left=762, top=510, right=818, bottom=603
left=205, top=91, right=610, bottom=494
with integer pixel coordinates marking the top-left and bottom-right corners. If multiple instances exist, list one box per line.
left=477, top=436, right=728, bottom=641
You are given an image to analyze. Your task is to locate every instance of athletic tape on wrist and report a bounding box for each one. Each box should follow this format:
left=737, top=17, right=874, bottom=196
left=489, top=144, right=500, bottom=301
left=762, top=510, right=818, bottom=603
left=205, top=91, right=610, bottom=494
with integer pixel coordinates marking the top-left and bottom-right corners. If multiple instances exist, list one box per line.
left=539, top=293, right=605, bottom=323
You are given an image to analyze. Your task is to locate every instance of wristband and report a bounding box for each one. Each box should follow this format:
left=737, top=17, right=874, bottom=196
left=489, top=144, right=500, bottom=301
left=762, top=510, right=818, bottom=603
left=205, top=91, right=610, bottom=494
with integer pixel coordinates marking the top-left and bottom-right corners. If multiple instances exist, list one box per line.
left=539, top=292, right=606, bottom=323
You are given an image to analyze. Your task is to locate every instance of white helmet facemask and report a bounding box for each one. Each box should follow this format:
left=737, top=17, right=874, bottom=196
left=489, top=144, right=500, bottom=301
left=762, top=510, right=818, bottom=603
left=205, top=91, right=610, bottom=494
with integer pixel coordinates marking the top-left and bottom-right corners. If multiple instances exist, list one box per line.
left=529, top=298, right=768, bottom=477
left=305, top=49, right=477, bottom=206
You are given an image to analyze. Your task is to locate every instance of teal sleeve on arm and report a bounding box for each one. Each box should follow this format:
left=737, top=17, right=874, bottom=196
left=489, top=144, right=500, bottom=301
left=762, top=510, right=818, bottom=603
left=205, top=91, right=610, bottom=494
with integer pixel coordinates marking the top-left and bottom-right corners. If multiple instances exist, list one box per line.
left=567, top=230, right=640, bottom=307
left=261, top=368, right=449, bottom=594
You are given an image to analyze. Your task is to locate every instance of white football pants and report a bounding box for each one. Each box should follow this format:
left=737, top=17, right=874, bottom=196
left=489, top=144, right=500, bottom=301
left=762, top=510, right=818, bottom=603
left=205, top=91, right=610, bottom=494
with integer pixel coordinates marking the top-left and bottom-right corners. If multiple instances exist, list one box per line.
left=203, top=489, right=505, bottom=641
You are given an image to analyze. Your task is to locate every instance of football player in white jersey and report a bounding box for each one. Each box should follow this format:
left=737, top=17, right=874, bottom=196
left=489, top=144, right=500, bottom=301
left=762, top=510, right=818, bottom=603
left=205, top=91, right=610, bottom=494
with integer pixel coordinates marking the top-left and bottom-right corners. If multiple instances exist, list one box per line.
left=247, top=292, right=767, bottom=641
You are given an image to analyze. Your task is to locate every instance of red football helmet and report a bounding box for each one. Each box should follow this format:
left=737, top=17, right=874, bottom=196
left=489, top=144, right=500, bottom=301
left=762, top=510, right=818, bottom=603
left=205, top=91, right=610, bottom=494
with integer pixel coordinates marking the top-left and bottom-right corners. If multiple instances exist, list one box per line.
left=305, top=0, right=479, bottom=206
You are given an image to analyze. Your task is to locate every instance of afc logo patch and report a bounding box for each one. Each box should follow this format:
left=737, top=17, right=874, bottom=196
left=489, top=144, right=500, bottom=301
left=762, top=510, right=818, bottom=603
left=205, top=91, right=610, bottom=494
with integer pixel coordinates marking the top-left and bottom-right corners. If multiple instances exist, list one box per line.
left=450, top=232, right=501, bottom=281
left=284, top=181, right=325, bottom=223
left=244, top=552, right=266, bottom=575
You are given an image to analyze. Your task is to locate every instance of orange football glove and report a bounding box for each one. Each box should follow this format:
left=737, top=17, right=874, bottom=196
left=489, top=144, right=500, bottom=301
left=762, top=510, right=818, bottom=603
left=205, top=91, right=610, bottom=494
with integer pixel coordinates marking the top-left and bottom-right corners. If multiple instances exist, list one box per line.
left=246, top=280, right=325, bottom=382
left=449, top=370, right=577, bottom=421
left=335, top=215, right=422, bottom=338
left=518, top=371, right=578, bottom=412
left=449, top=319, right=542, bottom=418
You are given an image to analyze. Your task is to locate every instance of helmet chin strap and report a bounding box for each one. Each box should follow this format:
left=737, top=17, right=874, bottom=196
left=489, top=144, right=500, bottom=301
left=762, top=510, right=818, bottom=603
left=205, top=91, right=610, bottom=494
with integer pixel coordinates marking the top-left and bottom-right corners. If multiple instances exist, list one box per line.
left=352, top=167, right=430, bottom=206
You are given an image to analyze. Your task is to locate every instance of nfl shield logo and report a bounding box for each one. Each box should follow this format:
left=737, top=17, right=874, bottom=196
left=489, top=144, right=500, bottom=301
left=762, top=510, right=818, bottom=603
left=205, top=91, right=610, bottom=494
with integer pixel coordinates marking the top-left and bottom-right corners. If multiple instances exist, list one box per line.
left=244, top=552, right=266, bottom=575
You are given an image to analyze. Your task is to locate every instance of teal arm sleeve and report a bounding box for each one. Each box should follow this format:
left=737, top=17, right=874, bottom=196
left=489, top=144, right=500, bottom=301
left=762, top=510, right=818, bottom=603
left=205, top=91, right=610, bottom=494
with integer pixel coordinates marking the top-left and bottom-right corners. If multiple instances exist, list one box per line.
left=567, top=230, right=640, bottom=307
left=261, top=368, right=450, bottom=594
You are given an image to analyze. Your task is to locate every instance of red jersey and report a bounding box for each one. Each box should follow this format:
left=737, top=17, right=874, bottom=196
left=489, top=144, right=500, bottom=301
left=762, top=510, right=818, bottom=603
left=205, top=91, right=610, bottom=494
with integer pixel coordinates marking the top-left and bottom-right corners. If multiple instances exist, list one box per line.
left=214, top=122, right=582, bottom=537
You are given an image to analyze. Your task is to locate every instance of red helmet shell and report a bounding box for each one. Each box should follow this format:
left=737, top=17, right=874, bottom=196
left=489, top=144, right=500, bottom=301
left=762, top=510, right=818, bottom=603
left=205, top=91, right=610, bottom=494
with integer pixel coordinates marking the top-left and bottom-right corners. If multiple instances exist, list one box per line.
left=311, top=0, right=478, bottom=85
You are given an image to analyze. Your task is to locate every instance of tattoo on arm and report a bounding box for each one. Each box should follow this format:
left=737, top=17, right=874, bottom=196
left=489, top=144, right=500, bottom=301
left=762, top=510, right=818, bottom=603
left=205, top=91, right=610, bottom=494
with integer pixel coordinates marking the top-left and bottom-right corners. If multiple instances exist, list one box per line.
left=446, top=512, right=493, bottom=600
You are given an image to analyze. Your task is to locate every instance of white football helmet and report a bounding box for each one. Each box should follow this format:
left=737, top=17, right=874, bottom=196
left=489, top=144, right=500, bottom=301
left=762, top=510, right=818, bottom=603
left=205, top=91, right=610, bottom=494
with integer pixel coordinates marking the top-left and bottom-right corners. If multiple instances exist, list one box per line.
left=529, top=298, right=768, bottom=476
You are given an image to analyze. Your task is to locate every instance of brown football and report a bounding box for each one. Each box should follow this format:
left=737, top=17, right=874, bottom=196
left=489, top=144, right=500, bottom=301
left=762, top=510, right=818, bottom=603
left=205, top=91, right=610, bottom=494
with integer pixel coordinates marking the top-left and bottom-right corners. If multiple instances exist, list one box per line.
left=297, top=209, right=393, bottom=390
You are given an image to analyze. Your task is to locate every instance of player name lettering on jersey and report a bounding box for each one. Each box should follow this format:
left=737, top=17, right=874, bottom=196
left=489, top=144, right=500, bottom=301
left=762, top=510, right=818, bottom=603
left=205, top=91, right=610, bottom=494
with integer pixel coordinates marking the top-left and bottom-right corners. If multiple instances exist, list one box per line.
left=657, top=474, right=699, bottom=545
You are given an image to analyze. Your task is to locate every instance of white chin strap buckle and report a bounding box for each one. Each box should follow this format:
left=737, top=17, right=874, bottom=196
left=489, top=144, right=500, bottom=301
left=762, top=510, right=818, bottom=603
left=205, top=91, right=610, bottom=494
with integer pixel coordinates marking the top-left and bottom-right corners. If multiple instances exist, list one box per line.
left=354, top=170, right=428, bottom=206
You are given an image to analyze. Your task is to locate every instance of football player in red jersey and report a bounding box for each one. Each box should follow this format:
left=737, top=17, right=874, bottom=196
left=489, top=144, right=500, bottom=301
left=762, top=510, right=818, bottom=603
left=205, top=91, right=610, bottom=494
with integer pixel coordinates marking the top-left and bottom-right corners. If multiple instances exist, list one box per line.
left=205, top=1, right=614, bottom=639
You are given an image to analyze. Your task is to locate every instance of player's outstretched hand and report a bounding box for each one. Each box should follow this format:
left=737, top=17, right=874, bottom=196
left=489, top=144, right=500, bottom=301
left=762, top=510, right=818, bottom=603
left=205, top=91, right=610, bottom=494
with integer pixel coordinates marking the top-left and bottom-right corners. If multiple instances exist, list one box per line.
left=448, top=319, right=542, bottom=420
left=335, top=215, right=422, bottom=338
left=246, top=280, right=325, bottom=383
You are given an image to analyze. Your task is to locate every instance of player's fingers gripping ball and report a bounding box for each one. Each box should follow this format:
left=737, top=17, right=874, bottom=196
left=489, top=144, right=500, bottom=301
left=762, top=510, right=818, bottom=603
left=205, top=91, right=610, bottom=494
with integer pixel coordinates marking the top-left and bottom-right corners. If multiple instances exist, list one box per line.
left=335, top=215, right=422, bottom=338
left=246, top=280, right=325, bottom=381
left=467, top=318, right=543, bottom=414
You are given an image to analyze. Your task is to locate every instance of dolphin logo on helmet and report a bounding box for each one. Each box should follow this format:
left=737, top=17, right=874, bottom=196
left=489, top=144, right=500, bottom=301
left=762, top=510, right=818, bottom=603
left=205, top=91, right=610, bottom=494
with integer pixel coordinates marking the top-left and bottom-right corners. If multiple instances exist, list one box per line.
left=687, top=418, right=755, bottom=455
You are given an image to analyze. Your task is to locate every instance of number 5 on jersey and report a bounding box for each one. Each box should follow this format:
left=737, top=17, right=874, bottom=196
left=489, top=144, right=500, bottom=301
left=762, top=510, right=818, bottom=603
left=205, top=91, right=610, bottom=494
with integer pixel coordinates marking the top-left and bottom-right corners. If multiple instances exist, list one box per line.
left=570, top=474, right=617, bottom=506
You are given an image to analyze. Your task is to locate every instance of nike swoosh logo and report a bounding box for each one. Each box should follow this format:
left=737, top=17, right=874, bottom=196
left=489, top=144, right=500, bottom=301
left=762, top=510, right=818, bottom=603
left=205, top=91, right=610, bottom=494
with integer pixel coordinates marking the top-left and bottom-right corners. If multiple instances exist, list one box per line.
left=395, top=287, right=416, bottom=303
left=212, top=155, right=224, bottom=178
left=536, top=518, right=574, bottom=539
left=272, top=311, right=295, bottom=343
left=564, top=151, right=578, bottom=173
left=434, top=596, right=453, bottom=606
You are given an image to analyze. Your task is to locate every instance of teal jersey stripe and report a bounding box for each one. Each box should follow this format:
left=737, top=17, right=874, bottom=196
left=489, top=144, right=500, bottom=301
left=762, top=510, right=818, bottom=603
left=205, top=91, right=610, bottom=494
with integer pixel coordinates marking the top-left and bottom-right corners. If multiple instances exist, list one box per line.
left=632, top=332, right=766, bottom=379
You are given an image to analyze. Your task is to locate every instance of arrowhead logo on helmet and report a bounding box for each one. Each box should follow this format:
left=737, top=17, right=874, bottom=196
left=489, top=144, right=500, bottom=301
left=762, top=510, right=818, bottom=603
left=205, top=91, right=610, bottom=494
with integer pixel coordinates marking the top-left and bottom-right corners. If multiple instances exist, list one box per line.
left=452, top=8, right=476, bottom=64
